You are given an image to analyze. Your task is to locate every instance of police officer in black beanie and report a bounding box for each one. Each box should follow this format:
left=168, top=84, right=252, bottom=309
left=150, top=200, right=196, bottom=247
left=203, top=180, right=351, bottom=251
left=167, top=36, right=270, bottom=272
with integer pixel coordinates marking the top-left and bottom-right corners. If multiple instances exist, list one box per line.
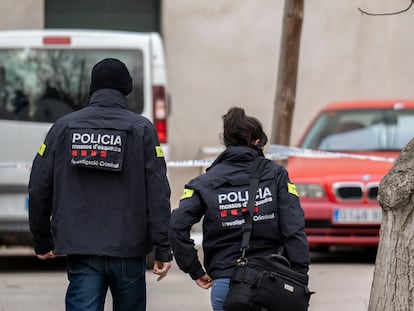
left=89, top=58, right=133, bottom=96
left=29, top=58, right=172, bottom=311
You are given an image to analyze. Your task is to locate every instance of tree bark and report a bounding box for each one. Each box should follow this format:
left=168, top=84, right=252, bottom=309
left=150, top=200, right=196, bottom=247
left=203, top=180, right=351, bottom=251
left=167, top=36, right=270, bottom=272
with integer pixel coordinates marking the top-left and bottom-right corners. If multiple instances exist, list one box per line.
left=368, top=137, right=414, bottom=311
left=270, top=0, right=303, bottom=147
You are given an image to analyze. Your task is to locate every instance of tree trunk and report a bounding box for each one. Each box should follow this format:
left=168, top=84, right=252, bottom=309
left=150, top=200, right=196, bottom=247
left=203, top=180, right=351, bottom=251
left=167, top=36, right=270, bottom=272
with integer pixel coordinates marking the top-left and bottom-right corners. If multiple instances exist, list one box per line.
left=368, top=138, right=414, bottom=311
left=270, top=0, right=303, bottom=147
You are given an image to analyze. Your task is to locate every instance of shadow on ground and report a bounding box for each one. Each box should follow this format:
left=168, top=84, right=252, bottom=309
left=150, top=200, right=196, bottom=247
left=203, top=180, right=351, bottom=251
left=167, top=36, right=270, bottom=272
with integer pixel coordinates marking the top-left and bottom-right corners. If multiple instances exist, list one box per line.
left=0, top=254, right=66, bottom=272
left=0, top=245, right=377, bottom=272
left=310, top=246, right=377, bottom=264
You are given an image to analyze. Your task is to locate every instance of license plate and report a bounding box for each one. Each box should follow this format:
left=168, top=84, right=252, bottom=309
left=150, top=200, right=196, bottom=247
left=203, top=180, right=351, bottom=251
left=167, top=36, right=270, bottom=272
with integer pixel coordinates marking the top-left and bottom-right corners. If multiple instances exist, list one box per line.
left=333, top=208, right=382, bottom=224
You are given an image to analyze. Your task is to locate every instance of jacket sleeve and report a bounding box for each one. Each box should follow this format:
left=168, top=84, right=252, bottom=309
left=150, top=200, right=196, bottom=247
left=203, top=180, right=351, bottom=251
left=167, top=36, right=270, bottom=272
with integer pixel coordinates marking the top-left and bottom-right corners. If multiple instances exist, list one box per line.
left=169, top=186, right=206, bottom=280
left=28, top=126, right=56, bottom=255
left=142, top=122, right=172, bottom=262
left=277, top=168, right=310, bottom=274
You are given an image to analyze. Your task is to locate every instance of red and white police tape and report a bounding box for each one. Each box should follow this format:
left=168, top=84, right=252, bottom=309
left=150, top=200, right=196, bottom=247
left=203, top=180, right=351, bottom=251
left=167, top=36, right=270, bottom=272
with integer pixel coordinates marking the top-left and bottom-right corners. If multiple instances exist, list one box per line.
left=166, top=144, right=396, bottom=167
left=0, top=144, right=396, bottom=170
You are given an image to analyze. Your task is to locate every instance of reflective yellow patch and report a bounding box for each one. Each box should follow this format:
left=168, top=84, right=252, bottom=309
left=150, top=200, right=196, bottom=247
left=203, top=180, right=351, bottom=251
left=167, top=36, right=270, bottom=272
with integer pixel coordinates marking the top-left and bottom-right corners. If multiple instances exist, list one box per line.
left=155, top=146, right=164, bottom=158
left=38, top=143, right=47, bottom=156
left=180, top=188, right=194, bottom=200
left=288, top=183, right=299, bottom=197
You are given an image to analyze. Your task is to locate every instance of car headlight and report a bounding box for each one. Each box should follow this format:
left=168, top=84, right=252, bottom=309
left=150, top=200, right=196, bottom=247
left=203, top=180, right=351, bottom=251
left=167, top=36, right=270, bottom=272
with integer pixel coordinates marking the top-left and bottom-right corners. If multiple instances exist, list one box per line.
left=295, top=184, right=326, bottom=199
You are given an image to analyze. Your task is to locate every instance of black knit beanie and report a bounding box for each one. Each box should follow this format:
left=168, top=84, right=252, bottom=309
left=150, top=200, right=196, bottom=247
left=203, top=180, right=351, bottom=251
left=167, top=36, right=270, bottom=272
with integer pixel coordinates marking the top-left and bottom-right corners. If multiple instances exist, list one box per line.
left=89, top=58, right=133, bottom=96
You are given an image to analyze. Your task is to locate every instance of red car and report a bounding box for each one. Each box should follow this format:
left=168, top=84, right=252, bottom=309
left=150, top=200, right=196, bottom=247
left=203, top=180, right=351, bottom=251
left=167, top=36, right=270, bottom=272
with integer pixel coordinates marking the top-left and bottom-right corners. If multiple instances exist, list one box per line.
left=287, top=100, right=414, bottom=248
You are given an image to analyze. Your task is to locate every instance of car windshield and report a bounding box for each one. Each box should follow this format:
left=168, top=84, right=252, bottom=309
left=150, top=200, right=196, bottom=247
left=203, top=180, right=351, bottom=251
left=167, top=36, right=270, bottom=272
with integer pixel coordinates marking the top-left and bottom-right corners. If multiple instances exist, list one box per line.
left=300, top=108, right=414, bottom=151
left=0, top=48, right=143, bottom=123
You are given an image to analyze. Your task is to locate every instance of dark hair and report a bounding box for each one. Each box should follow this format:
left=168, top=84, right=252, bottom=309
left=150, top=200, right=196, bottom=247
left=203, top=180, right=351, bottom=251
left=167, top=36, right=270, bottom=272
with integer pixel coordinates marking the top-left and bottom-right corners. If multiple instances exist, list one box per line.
left=222, top=107, right=268, bottom=148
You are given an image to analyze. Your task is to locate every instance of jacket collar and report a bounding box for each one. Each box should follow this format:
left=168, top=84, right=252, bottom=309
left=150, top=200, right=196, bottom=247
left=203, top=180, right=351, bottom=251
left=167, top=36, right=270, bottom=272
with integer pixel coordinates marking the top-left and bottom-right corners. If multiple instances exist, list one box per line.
left=208, top=146, right=262, bottom=170
left=88, top=88, right=128, bottom=109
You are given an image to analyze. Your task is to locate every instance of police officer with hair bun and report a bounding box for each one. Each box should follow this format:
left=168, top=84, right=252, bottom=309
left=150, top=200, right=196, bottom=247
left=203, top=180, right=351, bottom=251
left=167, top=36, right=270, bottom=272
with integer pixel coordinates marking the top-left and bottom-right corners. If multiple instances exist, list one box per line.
left=169, top=107, right=310, bottom=311
left=29, top=58, right=172, bottom=311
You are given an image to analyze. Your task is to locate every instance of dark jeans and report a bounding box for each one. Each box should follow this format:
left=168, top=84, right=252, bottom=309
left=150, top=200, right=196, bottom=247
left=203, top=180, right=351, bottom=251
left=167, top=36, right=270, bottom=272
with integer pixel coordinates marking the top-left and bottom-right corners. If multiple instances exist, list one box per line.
left=65, top=255, right=146, bottom=311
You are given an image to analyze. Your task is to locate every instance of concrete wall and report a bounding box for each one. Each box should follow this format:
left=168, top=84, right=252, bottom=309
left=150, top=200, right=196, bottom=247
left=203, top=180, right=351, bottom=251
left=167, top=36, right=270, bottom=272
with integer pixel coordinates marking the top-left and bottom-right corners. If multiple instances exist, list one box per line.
left=1, top=0, right=414, bottom=206
left=163, top=0, right=414, bottom=205
left=0, top=1, right=43, bottom=30
left=163, top=0, right=284, bottom=204
left=296, top=1, right=414, bottom=142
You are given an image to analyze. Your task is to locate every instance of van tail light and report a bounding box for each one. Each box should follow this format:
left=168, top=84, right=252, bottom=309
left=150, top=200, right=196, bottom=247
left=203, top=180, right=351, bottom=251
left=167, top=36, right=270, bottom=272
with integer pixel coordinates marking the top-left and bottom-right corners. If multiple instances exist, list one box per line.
left=152, top=85, right=168, bottom=143
left=43, top=36, right=71, bottom=45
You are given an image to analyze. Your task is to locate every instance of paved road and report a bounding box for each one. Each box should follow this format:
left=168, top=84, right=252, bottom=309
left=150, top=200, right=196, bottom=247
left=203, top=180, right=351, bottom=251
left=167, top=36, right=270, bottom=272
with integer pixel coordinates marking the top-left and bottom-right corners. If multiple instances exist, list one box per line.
left=0, top=247, right=376, bottom=311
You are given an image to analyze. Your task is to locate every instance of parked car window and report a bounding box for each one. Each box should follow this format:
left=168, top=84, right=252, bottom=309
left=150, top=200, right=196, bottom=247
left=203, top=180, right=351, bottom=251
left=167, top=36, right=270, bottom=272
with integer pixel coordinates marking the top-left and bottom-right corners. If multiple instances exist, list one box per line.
left=301, top=109, right=414, bottom=151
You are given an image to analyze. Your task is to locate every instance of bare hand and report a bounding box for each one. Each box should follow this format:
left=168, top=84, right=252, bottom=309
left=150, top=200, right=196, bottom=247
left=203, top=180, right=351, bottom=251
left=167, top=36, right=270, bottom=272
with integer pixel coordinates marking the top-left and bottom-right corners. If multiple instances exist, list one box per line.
left=37, top=250, right=56, bottom=260
left=153, top=260, right=172, bottom=281
left=196, top=274, right=212, bottom=289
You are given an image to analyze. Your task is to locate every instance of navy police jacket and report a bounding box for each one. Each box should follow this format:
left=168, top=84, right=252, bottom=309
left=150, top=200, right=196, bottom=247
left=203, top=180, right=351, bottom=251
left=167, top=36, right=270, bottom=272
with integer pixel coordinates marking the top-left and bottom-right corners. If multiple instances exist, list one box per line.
left=169, top=146, right=310, bottom=280
left=29, top=89, right=172, bottom=262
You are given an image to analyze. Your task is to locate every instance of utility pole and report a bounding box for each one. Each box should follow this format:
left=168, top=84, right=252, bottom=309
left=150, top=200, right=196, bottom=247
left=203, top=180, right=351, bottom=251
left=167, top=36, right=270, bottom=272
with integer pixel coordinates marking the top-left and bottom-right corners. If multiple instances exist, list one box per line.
left=271, top=0, right=304, bottom=148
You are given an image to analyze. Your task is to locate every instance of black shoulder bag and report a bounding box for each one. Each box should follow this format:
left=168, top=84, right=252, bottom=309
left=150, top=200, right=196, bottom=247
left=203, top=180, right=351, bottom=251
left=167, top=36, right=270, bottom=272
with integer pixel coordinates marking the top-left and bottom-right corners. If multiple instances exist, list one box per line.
left=223, top=157, right=313, bottom=311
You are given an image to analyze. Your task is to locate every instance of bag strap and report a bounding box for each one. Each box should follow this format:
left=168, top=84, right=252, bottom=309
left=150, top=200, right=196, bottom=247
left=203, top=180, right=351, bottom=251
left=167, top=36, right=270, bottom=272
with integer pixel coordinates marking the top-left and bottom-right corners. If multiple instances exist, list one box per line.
left=239, top=157, right=268, bottom=263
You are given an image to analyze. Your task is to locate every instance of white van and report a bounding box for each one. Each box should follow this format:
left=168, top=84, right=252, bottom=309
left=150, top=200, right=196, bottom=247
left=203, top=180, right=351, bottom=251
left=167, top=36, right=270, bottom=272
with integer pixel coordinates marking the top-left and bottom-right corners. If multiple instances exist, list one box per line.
left=0, top=29, right=169, bottom=246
